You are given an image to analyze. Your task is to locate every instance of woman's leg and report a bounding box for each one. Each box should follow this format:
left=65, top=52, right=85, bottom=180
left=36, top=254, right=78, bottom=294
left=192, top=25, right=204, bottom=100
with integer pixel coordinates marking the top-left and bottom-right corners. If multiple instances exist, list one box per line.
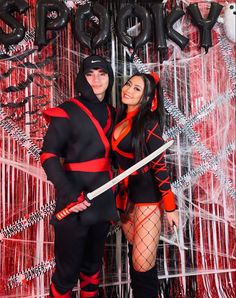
left=132, top=204, right=161, bottom=272
left=130, top=204, right=162, bottom=298
left=120, top=202, right=135, bottom=244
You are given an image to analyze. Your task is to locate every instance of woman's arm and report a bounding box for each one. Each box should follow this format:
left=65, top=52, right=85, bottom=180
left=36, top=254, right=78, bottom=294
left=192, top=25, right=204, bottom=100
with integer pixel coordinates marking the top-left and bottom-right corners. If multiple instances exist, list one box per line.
left=145, top=121, right=177, bottom=213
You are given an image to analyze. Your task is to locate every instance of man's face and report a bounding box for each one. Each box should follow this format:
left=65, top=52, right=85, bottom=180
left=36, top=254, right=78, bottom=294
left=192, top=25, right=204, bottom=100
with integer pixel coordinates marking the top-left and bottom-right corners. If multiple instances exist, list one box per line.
left=85, top=69, right=109, bottom=101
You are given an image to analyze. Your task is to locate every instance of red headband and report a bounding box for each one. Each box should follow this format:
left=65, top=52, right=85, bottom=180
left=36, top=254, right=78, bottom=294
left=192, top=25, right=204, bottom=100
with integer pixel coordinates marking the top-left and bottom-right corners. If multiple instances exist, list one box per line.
left=150, top=71, right=160, bottom=84
left=149, top=72, right=160, bottom=112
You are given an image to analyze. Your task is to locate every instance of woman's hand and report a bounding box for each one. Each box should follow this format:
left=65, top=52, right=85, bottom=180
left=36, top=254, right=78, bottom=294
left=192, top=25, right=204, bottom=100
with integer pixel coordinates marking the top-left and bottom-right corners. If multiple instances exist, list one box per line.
left=166, top=210, right=179, bottom=228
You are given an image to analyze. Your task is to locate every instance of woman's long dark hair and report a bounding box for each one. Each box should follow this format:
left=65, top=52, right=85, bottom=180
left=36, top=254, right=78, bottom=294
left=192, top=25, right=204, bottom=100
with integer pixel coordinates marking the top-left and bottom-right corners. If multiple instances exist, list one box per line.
left=116, top=73, right=165, bottom=163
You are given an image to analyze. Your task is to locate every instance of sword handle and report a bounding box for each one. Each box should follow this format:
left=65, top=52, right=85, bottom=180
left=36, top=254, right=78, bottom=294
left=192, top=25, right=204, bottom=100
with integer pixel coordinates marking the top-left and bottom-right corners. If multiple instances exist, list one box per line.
left=55, top=192, right=89, bottom=221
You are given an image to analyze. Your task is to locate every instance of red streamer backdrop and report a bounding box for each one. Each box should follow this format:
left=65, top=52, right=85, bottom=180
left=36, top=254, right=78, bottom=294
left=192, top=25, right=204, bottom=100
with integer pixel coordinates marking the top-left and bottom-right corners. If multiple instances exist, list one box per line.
left=0, top=0, right=235, bottom=297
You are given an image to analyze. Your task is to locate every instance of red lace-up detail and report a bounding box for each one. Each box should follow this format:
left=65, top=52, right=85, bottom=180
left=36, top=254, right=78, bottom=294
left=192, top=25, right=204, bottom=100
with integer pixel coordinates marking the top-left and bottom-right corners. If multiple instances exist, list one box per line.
left=146, top=122, right=176, bottom=211
left=80, top=272, right=99, bottom=288
left=80, top=272, right=99, bottom=298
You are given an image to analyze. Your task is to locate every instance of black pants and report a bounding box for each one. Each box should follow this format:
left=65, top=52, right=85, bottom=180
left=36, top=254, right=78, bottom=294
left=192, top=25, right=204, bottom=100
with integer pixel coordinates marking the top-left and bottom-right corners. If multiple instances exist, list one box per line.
left=51, top=214, right=109, bottom=293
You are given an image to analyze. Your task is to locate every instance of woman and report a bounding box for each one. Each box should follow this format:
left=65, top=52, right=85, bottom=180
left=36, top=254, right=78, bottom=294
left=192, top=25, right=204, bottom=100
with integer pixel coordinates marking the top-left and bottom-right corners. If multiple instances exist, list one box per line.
left=112, top=72, right=179, bottom=298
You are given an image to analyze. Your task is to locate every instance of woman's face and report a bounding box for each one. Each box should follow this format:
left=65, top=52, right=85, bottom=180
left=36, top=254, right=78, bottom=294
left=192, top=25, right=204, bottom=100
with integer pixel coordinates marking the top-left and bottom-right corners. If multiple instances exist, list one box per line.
left=121, top=76, right=144, bottom=110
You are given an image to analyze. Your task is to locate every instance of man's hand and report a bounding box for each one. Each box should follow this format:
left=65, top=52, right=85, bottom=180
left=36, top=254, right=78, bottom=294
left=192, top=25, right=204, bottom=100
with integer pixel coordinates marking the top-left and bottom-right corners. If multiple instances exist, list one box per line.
left=55, top=192, right=91, bottom=220
left=69, top=200, right=91, bottom=212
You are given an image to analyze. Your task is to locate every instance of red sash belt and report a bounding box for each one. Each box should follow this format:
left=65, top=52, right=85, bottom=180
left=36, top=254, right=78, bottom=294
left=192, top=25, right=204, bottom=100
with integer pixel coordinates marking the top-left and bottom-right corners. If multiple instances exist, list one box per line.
left=64, top=158, right=111, bottom=172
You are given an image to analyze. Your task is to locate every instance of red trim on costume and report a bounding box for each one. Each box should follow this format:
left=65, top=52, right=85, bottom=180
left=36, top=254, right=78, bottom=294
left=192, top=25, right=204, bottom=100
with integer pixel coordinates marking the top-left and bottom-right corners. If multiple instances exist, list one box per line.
left=146, top=123, right=162, bottom=142
left=42, top=107, right=70, bottom=123
left=112, top=145, right=134, bottom=159
left=135, top=202, right=162, bottom=207
left=40, top=152, right=57, bottom=165
left=80, top=290, right=98, bottom=298
left=112, top=108, right=140, bottom=158
left=103, top=105, right=111, bottom=134
left=80, top=272, right=99, bottom=288
left=64, top=158, right=111, bottom=172
left=151, top=154, right=166, bottom=173
left=69, top=98, right=110, bottom=157
left=163, top=190, right=176, bottom=211
left=112, top=119, right=134, bottom=159
left=50, top=283, right=71, bottom=298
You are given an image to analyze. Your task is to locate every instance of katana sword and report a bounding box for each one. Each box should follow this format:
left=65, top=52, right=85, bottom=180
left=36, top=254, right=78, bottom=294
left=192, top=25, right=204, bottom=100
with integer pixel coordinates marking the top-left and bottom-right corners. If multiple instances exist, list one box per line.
left=56, top=139, right=174, bottom=220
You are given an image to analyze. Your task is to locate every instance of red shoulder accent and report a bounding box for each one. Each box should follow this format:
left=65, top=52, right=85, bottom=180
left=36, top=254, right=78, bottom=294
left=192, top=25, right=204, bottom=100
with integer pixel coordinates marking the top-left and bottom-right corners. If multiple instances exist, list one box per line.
left=42, top=107, right=70, bottom=123
left=40, top=152, right=57, bottom=165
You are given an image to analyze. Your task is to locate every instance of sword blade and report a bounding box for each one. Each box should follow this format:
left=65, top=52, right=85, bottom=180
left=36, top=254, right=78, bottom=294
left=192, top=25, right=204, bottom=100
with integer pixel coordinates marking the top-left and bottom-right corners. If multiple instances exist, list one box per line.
left=87, top=140, right=174, bottom=200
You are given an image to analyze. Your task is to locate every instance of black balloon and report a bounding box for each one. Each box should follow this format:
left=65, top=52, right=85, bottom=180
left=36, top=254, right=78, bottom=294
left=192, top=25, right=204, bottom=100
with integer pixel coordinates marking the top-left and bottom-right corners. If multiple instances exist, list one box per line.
left=0, top=0, right=29, bottom=48
left=91, top=3, right=110, bottom=50
left=0, top=0, right=28, bottom=11
left=116, top=4, right=151, bottom=57
left=187, top=2, right=223, bottom=53
left=116, top=4, right=133, bottom=49
left=151, top=3, right=168, bottom=55
left=35, top=0, right=69, bottom=46
left=74, top=4, right=92, bottom=50
left=74, top=3, right=110, bottom=52
left=133, top=4, right=151, bottom=54
left=166, top=6, right=189, bottom=50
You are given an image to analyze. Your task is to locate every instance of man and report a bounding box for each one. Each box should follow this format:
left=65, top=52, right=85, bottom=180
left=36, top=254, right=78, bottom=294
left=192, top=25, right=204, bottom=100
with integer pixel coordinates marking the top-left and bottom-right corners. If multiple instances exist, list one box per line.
left=40, top=55, right=118, bottom=297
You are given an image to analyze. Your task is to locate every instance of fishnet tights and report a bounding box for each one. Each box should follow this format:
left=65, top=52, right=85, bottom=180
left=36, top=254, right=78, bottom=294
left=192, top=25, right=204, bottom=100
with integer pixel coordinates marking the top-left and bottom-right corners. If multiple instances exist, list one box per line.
left=121, top=203, right=161, bottom=272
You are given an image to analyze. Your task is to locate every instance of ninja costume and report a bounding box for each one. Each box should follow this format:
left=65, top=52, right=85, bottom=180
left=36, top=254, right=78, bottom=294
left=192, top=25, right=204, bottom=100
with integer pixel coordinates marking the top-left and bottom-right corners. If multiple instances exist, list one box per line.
left=41, top=55, right=118, bottom=297
left=112, top=108, right=176, bottom=212
left=112, top=109, right=176, bottom=298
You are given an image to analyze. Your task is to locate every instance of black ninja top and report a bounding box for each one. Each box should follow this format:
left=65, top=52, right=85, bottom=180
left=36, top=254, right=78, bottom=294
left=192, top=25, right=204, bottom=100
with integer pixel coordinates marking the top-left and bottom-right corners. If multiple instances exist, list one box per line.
left=112, top=108, right=176, bottom=212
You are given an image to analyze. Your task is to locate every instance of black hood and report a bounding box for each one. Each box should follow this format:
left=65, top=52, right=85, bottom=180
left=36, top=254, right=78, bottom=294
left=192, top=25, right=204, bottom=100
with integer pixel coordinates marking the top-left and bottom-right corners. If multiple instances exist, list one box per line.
left=74, top=55, right=114, bottom=104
